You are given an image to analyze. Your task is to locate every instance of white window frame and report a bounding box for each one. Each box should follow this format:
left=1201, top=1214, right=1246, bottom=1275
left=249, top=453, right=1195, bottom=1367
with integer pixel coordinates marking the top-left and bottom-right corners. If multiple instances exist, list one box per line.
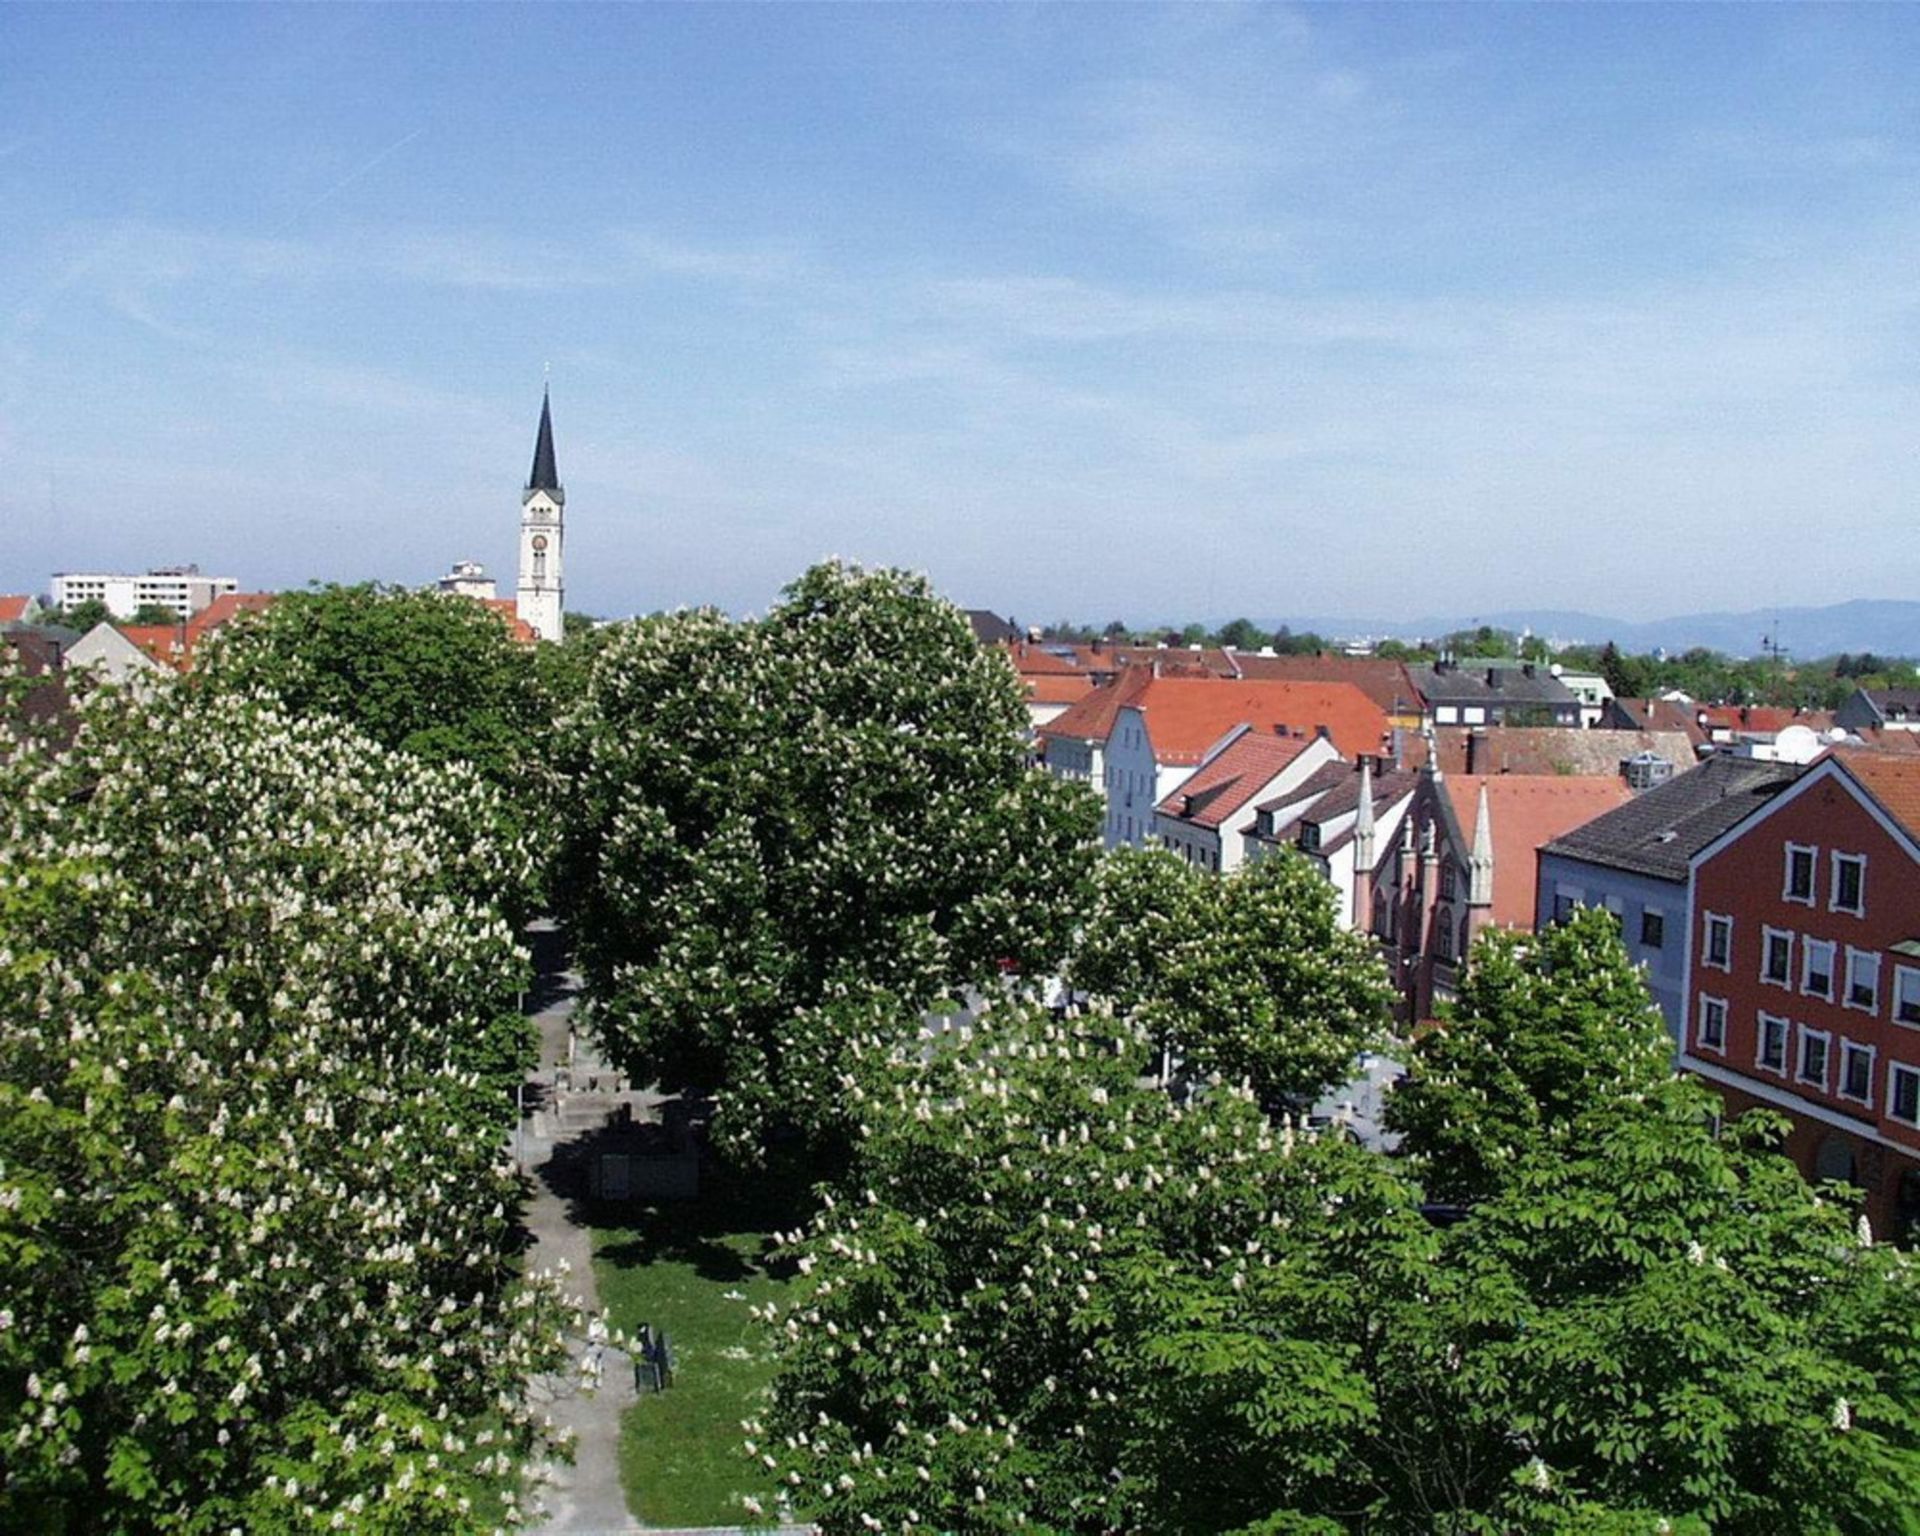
left=1783, top=842, right=1818, bottom=906
left=1760, top=925, right=1795, bottom=989
left=1435, top=705, right=1459, bottom=725
left=1703, top=912, right=1733, bottom=972
left=1890, top=1062, right=1920, bottom=1128
left=1755, top=1011, right=1790, bottom=1075
left=1838, top=1038, right=1876, bottom=1107
left=1894, top=964, right=1920, bottom=1028
left=1844, top=947, right=1881, bottom=1015
left=1797, top=1025, right=1832, bottom=1091
left=1695, top=994, right=1728, bottom=1055
left=1830, top=852, right=1867, bottom=916
left=1802, top=937, right=1836, bottom=1001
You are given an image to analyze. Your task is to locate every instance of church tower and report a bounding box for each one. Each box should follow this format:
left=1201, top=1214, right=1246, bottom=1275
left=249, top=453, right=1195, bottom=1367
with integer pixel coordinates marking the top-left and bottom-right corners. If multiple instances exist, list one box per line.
left=516, top=389, right=565, bottom=643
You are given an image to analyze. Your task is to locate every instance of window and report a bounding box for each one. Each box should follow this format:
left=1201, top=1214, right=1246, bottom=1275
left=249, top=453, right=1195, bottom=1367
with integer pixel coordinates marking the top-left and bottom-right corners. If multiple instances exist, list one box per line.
left=1640, top=909, right=1665, bottom=949
left=1435, top=904, right=1455, bottom=961
left=1846, top=948, right=1881, bottom=1013
left=1802, top=938, right=1836, bottom=1001
left=1784, top=843, right=1817, bottom=905
left=1831, top=853, right=1866, bottom=916
left=1761, top=927, right=1794, bottom=987
left=1703, top=913, right=1733, bottom=970
left=1300, top=823, right=1321, bottom=852
left=1840, top=1040, right=1875, bottom=1105
left=1439, top=863, right=1456, bottom=900
left=1696, top=995, right=1727, bottom=1053
left=1799, top=1027, right=1831, bottom=1090
left=1435, top=705, right=1459, bottom=724
left=1892, top=1063, right=1920, bottom=1127
left=1553, top=892, right=1577, bottom=924
left=1896, top=965, right=1920, bottom=1027
left=1757, top=1013, right=1789, bottom=1074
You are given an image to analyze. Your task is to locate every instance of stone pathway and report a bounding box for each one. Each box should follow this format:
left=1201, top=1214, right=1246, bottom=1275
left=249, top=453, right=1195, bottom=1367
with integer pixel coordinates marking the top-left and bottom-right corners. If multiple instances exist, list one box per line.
left=518, top=923, right=641, bottom=1536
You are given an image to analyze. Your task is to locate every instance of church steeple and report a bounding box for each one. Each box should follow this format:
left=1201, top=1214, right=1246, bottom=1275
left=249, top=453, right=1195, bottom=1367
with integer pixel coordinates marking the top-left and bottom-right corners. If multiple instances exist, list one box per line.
left=527, top=388, right=561, bottom=495
left=516, top=388, right=565, bottom=643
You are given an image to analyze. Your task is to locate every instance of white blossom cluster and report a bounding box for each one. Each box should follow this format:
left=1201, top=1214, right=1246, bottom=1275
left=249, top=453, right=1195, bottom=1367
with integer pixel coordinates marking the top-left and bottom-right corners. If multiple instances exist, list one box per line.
left=0, top=665, right=581, bottom=1530
left=751, top=1002, right=1418, bottom=1532
left=555, top=561, right=1100, bottom=1160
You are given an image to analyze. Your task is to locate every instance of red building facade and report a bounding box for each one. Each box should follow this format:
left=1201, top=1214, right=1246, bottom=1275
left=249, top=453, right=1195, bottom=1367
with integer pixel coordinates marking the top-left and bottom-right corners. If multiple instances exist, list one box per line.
left=1684, top=749, right=1920, bottom=1241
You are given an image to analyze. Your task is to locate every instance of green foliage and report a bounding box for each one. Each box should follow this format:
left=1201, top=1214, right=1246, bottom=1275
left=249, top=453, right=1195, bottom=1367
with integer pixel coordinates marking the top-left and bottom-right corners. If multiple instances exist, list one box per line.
left=52, top=598, right=110, bottom=632
left=1073, top=846, right=1394, bottom=1108
left=1213, top=617, right=1268, bottom=652
left=129, top=603, right=182, bottom=627
left=1388, top=909, right=1672, bottom=1205
left=558, top=560, right=1101, bottom=1161
left=194, top=583, right=552, bottom=908
left=758, top=1005, right=1438, bottom=1534
left=0, top=669, right=581, bottom=1530
left=766, top=918, right=1920, bottom=1533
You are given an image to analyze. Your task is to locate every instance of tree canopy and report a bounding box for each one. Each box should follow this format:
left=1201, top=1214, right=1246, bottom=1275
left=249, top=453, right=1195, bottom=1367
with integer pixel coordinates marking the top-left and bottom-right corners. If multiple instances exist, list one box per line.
left=759, top=920, right=1920, bottom=1533
left=0, top=666, right=582, bottom=1531
left=557, top=560, right=1101, bottom=1160
left=1072, top=846, right=1394, bottom=1109
left=194, top=583, right=556, bottom=906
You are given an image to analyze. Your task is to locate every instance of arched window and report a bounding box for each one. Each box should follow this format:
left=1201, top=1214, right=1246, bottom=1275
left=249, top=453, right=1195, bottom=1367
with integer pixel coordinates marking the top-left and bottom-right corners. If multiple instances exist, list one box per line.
left=1434, top=903, right=1455, bottom=961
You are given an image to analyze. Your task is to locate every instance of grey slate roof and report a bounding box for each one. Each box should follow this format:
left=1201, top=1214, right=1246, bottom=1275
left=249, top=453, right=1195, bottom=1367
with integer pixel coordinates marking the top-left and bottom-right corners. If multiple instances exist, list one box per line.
left=1410, top=662, right=1578, bottom=706
left=528, top=389, right=561, bottom=491
left=1538, top=753, right=1801, bottom=881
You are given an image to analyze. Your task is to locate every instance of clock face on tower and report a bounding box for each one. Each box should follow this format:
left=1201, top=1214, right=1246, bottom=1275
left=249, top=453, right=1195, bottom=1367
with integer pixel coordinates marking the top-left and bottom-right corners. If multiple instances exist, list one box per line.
left=531, top=534, right=548, bottom=551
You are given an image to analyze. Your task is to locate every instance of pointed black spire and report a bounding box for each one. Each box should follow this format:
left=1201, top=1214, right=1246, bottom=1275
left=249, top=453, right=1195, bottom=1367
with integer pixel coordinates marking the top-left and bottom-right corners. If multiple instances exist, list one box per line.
left=527, top=388, right=560, bottom=492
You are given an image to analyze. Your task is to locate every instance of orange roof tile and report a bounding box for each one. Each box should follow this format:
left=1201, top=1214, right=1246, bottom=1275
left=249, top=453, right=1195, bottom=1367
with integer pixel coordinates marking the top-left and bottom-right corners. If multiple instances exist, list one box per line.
left=1036, top=666, right=1154, bottom=744
left=1128, top=677, right=1390, bottom=763
left=1001, top=641, right=1084, bottom=677
left=1443, top=773, right=1636, bottom=929
left=118, top=624, right=191, bottom=670
left=1023, top=673, right=1098, bottom=706
left=1155, top=731, right=1314, bottom=828
left=479, top=597, right=539, bottom=645
left=1829, top=748, right=1920, bottom=844
left=0, top=595, right=29, bottom=624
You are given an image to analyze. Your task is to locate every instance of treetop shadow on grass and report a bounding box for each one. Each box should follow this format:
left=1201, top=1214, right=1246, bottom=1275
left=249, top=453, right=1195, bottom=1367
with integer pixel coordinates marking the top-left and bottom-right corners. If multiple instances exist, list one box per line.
left=590, top=1145, right=822, bottom=1284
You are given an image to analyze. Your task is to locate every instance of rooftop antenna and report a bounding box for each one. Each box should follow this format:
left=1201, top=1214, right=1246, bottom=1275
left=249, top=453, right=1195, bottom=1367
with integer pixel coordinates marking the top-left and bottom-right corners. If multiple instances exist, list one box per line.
left=1760, top=617, right=1789, bottom=670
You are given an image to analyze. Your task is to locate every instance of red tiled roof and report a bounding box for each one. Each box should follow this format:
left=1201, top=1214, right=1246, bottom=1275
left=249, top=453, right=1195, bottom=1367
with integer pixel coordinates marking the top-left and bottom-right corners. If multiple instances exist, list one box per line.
left=1042, top=673, right=1389, bottom=762
left=1829, top=748, right=1920, bottom=844
left=0, top=595, right=29, bottom=624
left=1443, top=774, right=1636, bottom=929
left=118, top=625, right=191, bottom=670
left=1609, top=697, right=1708, bottom=748
left=1001, top=641, right=1083, bottom=676
left=1036, top=665, right=1154, bottom=744
left=1155, top=731, right=1314, bottom=828
left=1697, top=704, right=1825, bottom=736
left=480, top=597, right=539, bottom=645
left=185, top=591, right=275, bottom=642
left=1131, top=677, right=1389, bottom=764
left=1226, top=653, right=1425, bottom=715
left=1023, top=673, right=1098, bottom=706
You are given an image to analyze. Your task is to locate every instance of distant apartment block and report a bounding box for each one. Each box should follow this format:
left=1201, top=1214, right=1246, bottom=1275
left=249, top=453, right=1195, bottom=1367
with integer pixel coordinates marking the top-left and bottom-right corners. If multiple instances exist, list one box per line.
left=51, top=565, right=238, bottom=620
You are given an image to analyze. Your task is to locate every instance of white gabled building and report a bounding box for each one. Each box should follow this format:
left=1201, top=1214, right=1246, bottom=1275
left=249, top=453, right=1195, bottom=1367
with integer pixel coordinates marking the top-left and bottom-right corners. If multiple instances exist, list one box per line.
left=1152, top=728, right=1340, bottom=873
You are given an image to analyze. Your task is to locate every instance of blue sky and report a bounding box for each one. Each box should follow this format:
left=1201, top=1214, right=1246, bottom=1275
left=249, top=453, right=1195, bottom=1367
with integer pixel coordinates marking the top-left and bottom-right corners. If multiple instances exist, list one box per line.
left=4, top=4, right=1919, bottom=625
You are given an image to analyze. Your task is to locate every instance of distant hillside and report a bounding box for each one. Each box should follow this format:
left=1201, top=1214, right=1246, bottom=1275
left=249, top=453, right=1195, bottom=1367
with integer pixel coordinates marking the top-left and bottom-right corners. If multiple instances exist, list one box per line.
left=1274, top=600, right=1920, bottom=661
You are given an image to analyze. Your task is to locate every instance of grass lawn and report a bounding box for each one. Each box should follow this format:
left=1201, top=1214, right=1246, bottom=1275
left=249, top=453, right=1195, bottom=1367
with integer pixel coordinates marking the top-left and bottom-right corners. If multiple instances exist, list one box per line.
left=591, top=1156, right=814, bottom=1528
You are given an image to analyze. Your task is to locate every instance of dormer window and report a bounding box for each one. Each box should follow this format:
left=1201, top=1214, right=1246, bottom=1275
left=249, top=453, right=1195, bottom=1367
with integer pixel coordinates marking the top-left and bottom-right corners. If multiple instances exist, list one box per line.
left=1300, top=823, right=1321, bottom=851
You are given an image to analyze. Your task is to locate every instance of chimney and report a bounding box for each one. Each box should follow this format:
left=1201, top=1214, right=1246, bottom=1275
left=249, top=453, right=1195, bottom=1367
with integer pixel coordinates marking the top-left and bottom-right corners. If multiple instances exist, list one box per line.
left=1486, top=667, right=1499, bottom=688
left=1466, top=727, right=1489, bottom=776
left=1522, top=662, right=1536, bottom=678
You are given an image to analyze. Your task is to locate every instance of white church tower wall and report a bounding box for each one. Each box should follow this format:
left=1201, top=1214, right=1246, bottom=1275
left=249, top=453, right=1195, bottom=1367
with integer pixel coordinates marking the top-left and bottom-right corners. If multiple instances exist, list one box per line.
left=516, top=389, right=565, bottom=643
